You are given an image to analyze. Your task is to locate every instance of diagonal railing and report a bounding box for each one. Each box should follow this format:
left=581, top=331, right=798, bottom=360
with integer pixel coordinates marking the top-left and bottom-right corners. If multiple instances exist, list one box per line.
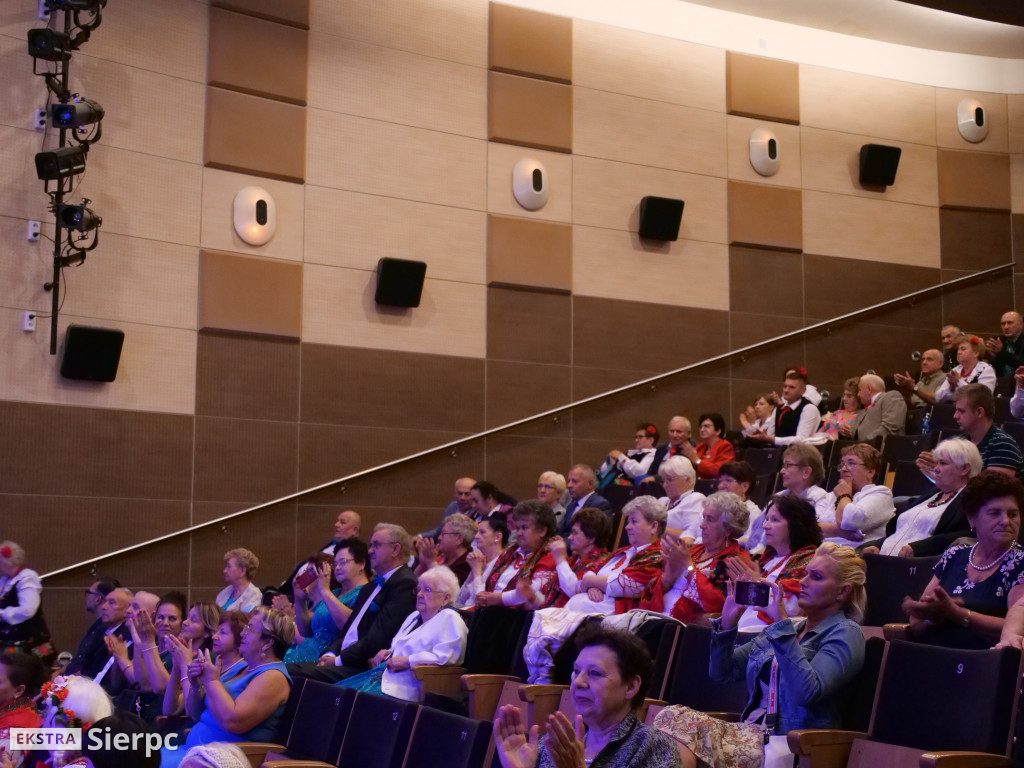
left=40, top=261, right=1015, bottom=579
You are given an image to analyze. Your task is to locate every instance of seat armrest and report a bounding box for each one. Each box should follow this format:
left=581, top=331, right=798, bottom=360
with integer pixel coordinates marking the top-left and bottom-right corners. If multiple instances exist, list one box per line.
left=461, top=674, right=521, bottom=722
left=706, top=711, right=741, bottom=722
left=919, top=752, right=1012, bottom=768
left=232, top=742, right=286, bottom=768
left=411, top=665, right=468, bottom=700
left=883, top=623, right=913, bottom=641
left=520, top=684, right=569, bottom=733
left=787, top=729, right=866, bottom=768
left=263, top=762, right=337, bottom=768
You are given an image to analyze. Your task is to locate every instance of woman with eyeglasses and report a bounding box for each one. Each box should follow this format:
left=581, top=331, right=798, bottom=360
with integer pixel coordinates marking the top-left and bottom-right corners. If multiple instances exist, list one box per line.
left=283, top=539, right=371, bottom=664
left=333, top=566, right=468, bottom=701
left=160, top=607, right=294, bottom=768
left=822, top=444, right=894, bottom=545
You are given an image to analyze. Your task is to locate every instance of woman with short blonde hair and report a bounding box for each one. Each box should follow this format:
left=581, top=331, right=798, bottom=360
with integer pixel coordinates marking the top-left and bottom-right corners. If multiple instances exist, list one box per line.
left=216, top=548, right=262, bottom=613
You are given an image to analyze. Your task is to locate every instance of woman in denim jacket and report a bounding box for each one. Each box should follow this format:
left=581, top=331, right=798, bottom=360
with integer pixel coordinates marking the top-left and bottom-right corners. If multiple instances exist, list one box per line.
left=654, top=543, right=866, bottom=768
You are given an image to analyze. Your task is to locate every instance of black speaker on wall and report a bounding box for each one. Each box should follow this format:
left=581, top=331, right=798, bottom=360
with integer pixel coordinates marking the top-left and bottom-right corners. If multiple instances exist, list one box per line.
left=859, top=144, right=902, bottom=187
left=375, top=257, right=427, bottom=308
left=60, top=324, right=125, bottom=382
left=638, top=196, right=685, bottom=242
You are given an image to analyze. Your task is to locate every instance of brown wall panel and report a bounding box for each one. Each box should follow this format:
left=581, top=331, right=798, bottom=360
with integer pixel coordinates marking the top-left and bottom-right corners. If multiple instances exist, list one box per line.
left=204, top=87, right=307, bottom=181
left=730, top=246, right=803, bottom=316
left=211, top=0, right=310, bottom=28
left=1015, top=214, right=1024, bottom=272
left=489, top=71, right=573, bottom=152
left=940, top=271, right=1013, bottom=335
left=937, top=150, right=1012, bottom=211
left=193, top=416, right=298, bottom=503
left=196, top=332, right=300, bottom=421
left=803, top=254, right=941, bottom=330
left=485, top=433, right=572, bottom=503
left=486, top=360, right=572, bottom=431
left=729, top=313, right=807, bottom=383
left=199, top=250, right=303, bottom=339
left=939, top=209, right=1013, bottom=271
left=573, top=296, right=729, bottom=372
left=804, top=322, right=935, bottom=383
left=728, top=181, right=802, bottom=251
left=489, top=3, right=572, bottom=82
left=208, top=7, right=309, bottom=104
left=0, top=402, right=193, bottom=499
left=488, top=287, right=571, bottom=366
left=191, top=503, right=298, bottom=586
left=298, top=426, right=485, bottom=507
left=726, top=52, right=800, bottom=125
left=488, top=215, right=572, bottom=291
left=300, top=345, right=485, bottom=432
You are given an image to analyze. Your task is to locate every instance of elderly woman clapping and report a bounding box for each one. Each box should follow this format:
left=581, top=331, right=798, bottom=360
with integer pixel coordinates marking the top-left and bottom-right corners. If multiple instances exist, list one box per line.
left=335, top=566, right=468, bottom=701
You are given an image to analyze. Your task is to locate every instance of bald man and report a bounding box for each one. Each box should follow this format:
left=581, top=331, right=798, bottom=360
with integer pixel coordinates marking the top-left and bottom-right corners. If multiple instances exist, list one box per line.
left=842, top=374, right=906, bottom=442
left=279, top=509, right=363, bottom=596
left=893, top=348, right=945, bottom=407
left=987, top=311, right=1024, bottom=378
left=418, top=476, right=476, bottom=540
left=93, top=588, right=133, bottom=694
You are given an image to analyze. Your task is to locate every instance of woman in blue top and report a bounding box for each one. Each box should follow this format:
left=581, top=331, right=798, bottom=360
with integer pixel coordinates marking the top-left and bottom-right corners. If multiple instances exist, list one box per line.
left=160, top=606, right=294, bottom=768
left=655, top=543, right=866, bottom=768
left=284, top=538, right=371, bottom=664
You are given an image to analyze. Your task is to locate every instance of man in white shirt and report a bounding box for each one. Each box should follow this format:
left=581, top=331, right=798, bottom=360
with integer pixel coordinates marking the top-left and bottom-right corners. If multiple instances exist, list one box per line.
left=288, top=523, right=417, bottom=683
left=748, top=371, right=821, bottom=445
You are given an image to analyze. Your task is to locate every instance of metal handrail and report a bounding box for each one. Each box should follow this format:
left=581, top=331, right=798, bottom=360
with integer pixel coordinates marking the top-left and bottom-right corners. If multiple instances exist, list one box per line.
left=41, top=261, right=1014, bottom=579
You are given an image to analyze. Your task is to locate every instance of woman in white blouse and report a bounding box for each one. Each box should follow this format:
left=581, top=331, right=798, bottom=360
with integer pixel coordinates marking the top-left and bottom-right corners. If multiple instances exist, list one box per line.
left=823, top=444, right=895, bottom=545
left=861, top=438, right=981, bottom=558
left=659, top=456, right=706, bottom=545
left=0, top=541, right=53, bottom=664
left=336, top=566, right=468, bottom=701
left=454, top=515, right=508, bottom=608
left=934, top=335, right=997, bottom=402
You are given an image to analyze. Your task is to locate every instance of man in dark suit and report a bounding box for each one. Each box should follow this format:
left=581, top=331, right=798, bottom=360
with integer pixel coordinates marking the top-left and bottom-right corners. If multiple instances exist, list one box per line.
left=287, top=523, right=417, bottom=683
left=643, top=416, right=693, bottom=481
left=64, top=577, right=121, bottom=677
left=560, top=464, right=612, bottom=536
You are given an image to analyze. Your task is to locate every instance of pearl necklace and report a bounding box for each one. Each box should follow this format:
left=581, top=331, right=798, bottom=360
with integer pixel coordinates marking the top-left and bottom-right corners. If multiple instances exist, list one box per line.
left=968, top=543, right=1011, bottom=571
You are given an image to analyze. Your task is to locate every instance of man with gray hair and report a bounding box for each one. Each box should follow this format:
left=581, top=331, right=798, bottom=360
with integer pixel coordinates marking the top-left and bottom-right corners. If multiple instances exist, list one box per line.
left=289, top=523, right=417, bottom=683
left=987, top=311, right=1024, bottom=378
left=842, top=373, right=906, bottom=441
left=560, top=464, right=612, bottom=536
left=893, top=348, right=946, bottom=407
left=940, top=324, right=962, bottom=371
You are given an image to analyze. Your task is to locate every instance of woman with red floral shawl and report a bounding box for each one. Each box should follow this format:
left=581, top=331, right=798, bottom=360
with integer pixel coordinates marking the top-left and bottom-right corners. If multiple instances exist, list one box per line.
left=549, top=507, right=611, bottom=608
left=476, top=501, right=562, bottom=609
left=642, top=492, right=753, bottom=623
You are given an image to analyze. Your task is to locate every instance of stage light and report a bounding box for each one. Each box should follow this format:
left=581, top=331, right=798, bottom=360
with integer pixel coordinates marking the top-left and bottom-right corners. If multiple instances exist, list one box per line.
left=58, top=201, right=101, bottom=232
left=27, top=28, right=71, bottom=61
left=35, top=145, right=86, bottom=181
left=44, top=0, right=107, bottom=11
left=51, top=99, right=104, bottom=130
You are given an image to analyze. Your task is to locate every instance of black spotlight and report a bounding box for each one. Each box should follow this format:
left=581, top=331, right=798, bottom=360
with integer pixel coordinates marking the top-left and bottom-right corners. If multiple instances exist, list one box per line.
left=35, top=145, right=86, bottom=181
left=58, top=202, right=101, bottom=232
left=45, top=0, right=107, bottom=9
left=27, top=28, right=71, bottom=61
left=51, top=99, right=104, bottom=129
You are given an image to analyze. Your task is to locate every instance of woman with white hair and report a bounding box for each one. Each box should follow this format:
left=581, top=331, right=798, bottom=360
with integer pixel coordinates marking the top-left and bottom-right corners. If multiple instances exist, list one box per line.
left=861, top=437, right=983, bottom=557
left=37, top=674, right=114, bottom=767
left=536, top=470, right=568, bottom=528
left=659, top=456, right=706, bottom=545
left=0, top=541, right=54, bottom=665
left=335, top=566, right=468, bottom=701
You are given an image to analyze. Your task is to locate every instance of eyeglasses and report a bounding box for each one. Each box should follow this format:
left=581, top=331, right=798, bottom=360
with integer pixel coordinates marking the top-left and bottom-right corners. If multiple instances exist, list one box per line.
left=369, top=540, right=396, bottom=550
left=438, top=531, right=460, bottom=538
left=417, top=585, right=435, bottom=595
left=537, top=483, right=555, bottom=490
left=840, top=460, right=865, bottom=470
left=240, top=625, right=264, bottom=637
left=781, top=461, right=804, bottom=470
left=84, top=589, right=102, bottom=597
left=334, top=558, right=355, bottom=566
left=634, top=434, right=649, bottom=440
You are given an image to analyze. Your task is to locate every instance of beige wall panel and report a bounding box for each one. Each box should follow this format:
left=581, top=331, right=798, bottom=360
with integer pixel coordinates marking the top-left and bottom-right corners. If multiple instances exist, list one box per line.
left=0, top=309, right=196, bottom=414
left=574, top=88, right=727, bottom=177
left=306, top=111, right=487, bottom=211
left=69, top=53, right=206, bottom=164
left=309, top=35, right=486, bottom=139
left=572, top=225, right=728, bottom=310
left=487, top=143, right=573, bottom=224
left=1010, top=96, right=1024, bottom=155
left=57, top=233, right=198, bottom=330
left=726, top=115, right=802, bottom=188
left=0, top=215, right=53, bottom=314
left=205, top=87, right=306, bottom=182
left=489, top=3, right=572, bottom=82
left=0, top=36, right=49, bottom=131
left=310, top=0, right=487, bottom=67
left=209, top=8, right=309, bottom=104
left=800, top=127, right=938, bottom=206
left=728, top=182, right=802, bottom=251
left=488, top=215, right=571, bottom=291
left=803, top=191, right=940, bottom=268
left=0, top=126, right=55, bottom=222
left=799, top=65, right=936, bottom=146
left=75, top=144, right=203, bottom=246
left=304, top=186, right=486, bottom=283
left=937, top=150, right=1011, bottom=211
left=201, top=168, right=305, bottom=262
left=302, top=264, right=486, bottom=357
left=76, top=0, right=208, bottom=82
left=199, top=250, right=303, bottom=338
left=935, top=89, right=1009, bottom=154
left=726, top=52, right=799, bottom=124
left=1013, top=155, right=1024, bottom=214
left=572, top=20, right=724, bottom=112
left=572, top=156, right=727, bottom=244
left=212, top=0, right=310, bottom=28
left=488, top=72, right=573, bottom=152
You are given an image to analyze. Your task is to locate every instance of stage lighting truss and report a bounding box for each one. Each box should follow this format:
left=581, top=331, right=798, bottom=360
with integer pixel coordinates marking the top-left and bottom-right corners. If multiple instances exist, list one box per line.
left=51, top=97, right=104, bottom=145
left=54, top=198, right=102, bottom=259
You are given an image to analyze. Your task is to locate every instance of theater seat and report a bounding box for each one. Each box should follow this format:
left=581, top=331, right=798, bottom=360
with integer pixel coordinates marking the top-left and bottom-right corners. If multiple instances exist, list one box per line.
left=862, top=553, right=939, bottom=627
left=336, top=692, right=417, bottom=768
left=402, top=706, right=490, bottom=768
